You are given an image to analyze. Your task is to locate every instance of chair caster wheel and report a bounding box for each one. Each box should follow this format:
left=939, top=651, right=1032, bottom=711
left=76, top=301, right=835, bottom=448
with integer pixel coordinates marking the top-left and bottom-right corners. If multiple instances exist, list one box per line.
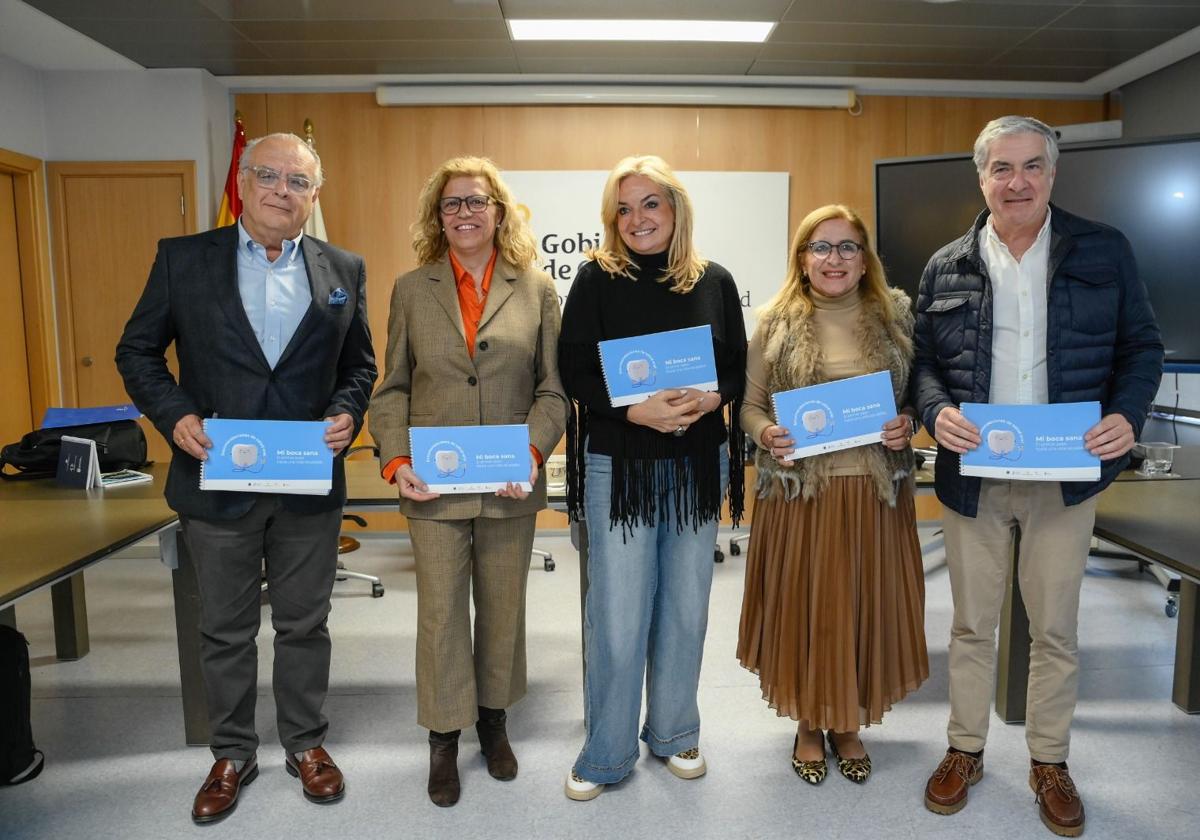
left=545, top=558, right=556, bottom=572
left=1166, top=597, right=1178, bottom=618
left=372, top=583, right=385, bottom=598
left=714, top=550, right=724, bottom=563
left=729, top=542, right=741, bottom=556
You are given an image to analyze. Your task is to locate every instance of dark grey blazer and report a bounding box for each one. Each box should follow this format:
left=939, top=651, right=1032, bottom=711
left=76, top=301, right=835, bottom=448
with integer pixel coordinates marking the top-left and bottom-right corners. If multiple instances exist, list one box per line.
left=115, top=224, right=377, bottom=520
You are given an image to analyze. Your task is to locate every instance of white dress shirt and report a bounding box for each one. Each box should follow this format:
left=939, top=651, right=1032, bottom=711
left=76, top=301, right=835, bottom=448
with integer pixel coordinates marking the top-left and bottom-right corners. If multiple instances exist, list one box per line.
left=980, top=210, right=1052, bottom=405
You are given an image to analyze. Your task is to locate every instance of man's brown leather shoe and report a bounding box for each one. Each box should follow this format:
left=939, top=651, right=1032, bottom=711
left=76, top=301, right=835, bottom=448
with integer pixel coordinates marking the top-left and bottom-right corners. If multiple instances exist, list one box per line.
left=428, top=730, right=461, bottom=807
left=477, top=707, right=518, bottom=781
left=1030, top=763, right=1085, bottom=837
left=191, top=756, right=258, bottom=824
left=284, top=746, right=345, bottom=804
left=924, top=749, right=983, bottom=815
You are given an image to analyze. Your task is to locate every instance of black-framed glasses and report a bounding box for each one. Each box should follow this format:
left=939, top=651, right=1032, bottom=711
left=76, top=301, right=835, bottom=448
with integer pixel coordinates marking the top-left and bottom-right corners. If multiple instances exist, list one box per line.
left=805, top=240, right=863, bottom=259
left=245, top=165, right=316, bottom=195
left=439, top=194, right=496, bottom=215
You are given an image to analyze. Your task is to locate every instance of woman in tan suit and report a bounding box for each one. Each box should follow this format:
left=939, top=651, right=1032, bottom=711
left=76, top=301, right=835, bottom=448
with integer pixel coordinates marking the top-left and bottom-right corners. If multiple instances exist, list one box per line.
left=371, top=157, right=566, bottom=807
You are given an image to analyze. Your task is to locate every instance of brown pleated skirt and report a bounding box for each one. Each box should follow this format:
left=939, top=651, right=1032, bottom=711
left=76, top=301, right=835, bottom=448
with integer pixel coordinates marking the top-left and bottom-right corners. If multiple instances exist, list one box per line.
left=736, top=475, right=929, bottom=731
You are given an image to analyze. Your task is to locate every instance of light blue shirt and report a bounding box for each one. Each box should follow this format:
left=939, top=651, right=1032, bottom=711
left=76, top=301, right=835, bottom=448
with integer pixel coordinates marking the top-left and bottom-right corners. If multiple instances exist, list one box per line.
left=236, top=219, right=312, bottom=369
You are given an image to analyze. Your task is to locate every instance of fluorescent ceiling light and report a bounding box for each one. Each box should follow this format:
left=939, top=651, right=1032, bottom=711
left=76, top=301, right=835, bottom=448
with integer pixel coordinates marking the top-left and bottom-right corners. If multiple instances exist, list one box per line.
left=376, top=84, right=855, bottom=110
left=507, top=19, right=775, bottom=43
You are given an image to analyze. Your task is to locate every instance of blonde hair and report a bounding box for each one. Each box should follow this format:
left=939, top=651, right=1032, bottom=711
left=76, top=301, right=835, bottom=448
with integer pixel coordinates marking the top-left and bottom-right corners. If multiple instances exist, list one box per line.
left=411, top=156, right=537, bottom=268
left=588, top=155, right=707, bottom=293
left=763, top=204, right=902, bottom=326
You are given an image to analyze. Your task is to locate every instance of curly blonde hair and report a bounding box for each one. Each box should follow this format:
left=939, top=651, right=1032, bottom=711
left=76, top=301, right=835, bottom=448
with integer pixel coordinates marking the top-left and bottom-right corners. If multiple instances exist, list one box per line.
left=587, top=155, right=707, bottom=293
left=411, top=156, right=537, bottom=268
left=763, top=204, right=903, bottom=328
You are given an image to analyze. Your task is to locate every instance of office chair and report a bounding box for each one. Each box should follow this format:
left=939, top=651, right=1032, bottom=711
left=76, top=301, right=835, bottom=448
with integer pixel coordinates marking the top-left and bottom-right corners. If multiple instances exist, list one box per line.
left=260, top=446, right=385, bottom=598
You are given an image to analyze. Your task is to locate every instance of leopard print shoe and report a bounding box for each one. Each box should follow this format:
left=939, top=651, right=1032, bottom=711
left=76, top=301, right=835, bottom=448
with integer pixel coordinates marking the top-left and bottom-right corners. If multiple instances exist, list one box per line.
left=827, top=731, right=872, bottom=783
left=791, top=734, right=827, bottom=785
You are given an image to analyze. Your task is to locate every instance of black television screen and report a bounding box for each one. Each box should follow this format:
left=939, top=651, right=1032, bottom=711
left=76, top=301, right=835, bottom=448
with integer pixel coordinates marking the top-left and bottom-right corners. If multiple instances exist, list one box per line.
left=875, top=134, right=1200, bottom=370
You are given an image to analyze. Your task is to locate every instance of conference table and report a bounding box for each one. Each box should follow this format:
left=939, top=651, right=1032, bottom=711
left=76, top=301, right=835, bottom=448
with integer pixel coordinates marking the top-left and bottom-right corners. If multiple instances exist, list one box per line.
left=0, top=463, right=175, bottom=659
left=993, top=447, right=1200, bottom=720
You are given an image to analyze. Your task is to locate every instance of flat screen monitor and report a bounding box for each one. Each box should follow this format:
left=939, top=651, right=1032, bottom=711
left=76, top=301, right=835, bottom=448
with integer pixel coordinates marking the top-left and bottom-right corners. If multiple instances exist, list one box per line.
left=875, top=134, right=1200, bottom=370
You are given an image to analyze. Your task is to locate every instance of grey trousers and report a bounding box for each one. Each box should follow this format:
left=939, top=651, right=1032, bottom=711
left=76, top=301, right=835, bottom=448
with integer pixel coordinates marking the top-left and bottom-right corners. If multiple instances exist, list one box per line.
left=181, top=496, right=342, bottom=760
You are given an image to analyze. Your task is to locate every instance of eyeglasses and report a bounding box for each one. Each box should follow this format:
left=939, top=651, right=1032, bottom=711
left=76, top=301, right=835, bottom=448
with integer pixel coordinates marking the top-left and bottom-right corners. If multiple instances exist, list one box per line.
left=806, top=240, right=863, bottom=259
left=245, top=165, right=316, bottom=195
left=439, top=194, right=496, bottom=215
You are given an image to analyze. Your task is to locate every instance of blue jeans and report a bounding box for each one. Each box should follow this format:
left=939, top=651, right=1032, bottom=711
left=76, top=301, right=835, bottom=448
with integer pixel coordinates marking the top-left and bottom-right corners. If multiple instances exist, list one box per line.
left=573, top=448, right=728, bottom=784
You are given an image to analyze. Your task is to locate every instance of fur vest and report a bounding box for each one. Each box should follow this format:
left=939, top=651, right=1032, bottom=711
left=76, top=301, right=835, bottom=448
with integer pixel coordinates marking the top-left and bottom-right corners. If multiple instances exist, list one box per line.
left=754, top=287, right=916, bottom=506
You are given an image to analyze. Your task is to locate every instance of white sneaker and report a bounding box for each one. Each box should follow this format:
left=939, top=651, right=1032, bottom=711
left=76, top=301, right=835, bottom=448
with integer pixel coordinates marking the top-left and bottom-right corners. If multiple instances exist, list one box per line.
left=667, top=748, right=707, bottom=779
left=564, top=769, right=603, bottom=801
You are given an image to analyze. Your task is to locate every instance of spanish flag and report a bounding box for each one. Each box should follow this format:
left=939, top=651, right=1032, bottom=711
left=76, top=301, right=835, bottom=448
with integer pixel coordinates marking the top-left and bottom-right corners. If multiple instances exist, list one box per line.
left=215, top=113, right=246, bottom=228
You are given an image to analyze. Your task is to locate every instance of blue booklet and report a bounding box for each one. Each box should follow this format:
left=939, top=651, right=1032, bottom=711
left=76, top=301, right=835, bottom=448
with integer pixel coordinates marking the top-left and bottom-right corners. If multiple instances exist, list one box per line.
left=959, top=402, right=1101, bottom=481
left=771, top=371, right=896, bottom=461
left=598, top=325, right=718, bottom=407
left=409, top=424, right=532, bottom=494
left=42, top=403, right=141, bottom=429
left=199, top=418, right=332, bottom=495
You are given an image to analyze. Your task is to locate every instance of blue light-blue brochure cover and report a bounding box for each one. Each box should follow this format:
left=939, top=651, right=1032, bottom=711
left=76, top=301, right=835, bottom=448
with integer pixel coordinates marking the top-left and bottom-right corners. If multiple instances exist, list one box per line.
left=409, top=424, right=532, bottom=494
left=770, top=370, right=896, bottom=461
left=200, top=418, right=332, bottom=494
left=42, top=403, right=141, bottom=429
left=959, top=402, right=1101, bottom=481
left=598, top=325, right=718, bottom=407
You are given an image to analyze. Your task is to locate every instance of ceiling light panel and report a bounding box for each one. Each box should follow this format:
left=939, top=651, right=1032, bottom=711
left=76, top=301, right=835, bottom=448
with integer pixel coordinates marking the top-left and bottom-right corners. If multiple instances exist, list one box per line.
left=507, top=19, right=776, bottom=43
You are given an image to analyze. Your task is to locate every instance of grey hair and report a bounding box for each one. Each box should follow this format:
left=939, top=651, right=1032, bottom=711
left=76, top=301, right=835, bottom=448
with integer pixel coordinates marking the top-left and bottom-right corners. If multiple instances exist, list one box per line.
left=239, top=132, right=325, bottom=187
left=972, top=116, right=1059, bottom=175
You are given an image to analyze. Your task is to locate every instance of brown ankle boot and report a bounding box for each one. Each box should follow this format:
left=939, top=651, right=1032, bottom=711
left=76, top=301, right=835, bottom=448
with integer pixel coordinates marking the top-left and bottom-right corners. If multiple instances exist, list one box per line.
left=476, top=707, right=518, bottom=781
left=427, top=730, right=460, bottom=807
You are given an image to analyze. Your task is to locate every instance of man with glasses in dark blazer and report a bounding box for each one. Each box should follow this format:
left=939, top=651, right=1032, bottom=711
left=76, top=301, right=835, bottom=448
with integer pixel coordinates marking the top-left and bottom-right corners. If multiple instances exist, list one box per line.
left=116, top=132, right=376, bottom=824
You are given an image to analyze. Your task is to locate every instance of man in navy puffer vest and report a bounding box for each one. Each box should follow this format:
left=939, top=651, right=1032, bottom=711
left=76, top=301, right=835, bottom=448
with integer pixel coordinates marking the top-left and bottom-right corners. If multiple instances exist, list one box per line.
left=914, top=116, right=1163, bottom=838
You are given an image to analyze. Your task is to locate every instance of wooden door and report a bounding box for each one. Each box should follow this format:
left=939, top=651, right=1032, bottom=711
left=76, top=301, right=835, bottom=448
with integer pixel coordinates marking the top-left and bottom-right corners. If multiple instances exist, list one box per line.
left=49, top=163, right=196, bottom=463
left=0, top=171, right=34, bottom=447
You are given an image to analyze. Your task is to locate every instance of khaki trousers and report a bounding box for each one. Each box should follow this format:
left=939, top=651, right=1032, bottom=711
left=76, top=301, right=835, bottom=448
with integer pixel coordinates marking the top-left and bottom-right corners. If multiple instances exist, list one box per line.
left=408, top=514, right=537, bottom=733
left=942, top=479, right=1097, bottom=763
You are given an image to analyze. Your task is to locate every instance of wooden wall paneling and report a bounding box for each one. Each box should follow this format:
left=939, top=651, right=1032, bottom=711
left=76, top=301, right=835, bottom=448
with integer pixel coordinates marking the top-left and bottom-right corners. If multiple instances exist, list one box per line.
left=0, top=147, right=56, bottom=430
left=483, top=105, right=702, bottom=172
left=904, top=96, right=1107, bottom=158
left=233, top=93, right=269, bottom=140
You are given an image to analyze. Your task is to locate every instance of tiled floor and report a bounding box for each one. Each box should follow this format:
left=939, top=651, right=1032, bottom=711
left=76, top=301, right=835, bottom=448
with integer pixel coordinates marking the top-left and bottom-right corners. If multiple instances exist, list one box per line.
left=1, top=527, right=1196, bottom=839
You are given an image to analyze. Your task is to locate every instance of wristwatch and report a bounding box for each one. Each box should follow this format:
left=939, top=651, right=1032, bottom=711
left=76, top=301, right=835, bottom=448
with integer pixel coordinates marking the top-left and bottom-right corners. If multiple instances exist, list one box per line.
left=908, top=415, right=920, bottom=438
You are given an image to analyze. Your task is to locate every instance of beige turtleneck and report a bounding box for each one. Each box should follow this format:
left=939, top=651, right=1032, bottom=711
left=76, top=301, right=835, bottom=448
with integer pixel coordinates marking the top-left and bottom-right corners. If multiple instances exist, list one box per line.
left=742, top=285, right=870, bottom=476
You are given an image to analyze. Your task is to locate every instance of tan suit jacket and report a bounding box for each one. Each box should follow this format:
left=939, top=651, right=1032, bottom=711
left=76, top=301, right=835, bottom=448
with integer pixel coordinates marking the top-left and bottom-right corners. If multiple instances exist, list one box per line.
left=370, top=255, right=567, bottom=520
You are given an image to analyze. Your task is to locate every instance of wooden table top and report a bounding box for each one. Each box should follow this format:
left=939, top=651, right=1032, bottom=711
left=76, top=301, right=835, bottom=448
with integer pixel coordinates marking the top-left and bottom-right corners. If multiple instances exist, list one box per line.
left=0, top=463, right=176, bottom=606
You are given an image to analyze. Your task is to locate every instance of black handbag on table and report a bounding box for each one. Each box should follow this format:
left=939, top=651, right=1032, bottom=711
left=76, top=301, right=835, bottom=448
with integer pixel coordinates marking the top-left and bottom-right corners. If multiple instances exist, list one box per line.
left=0, top=420, right=149, bottom=480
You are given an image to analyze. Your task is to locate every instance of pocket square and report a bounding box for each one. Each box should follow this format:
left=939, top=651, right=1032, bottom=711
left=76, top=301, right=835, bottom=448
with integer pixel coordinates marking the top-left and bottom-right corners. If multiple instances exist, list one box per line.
left=328, top=288, right=348, bottom=306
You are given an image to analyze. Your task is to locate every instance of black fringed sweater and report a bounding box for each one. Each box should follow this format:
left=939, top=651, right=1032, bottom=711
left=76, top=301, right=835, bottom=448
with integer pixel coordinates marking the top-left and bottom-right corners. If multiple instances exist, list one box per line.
left=558, top=250, right=747, bottom=532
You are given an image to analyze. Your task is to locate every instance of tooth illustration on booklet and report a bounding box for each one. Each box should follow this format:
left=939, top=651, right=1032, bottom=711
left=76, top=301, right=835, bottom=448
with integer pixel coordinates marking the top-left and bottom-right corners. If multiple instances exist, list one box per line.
left=434, top=449, right=467, bottom=478
left=801, top=408, right=830, bottom=438
left=626, top=357, right=654, bottom=387
left=230, top=442, right=263, bottom=471
left=986, top=429, right=1018, bottom=461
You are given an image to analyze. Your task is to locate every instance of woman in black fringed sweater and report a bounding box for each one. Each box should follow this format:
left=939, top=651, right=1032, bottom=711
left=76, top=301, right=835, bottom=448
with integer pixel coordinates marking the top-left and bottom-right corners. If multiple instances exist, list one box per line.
left=558, top=155, right=746, bottom=800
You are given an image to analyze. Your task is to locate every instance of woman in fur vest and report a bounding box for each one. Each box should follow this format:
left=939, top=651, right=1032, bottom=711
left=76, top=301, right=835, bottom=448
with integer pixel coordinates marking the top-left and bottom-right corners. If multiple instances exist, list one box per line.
left=736, top=204, right=929, bottom=786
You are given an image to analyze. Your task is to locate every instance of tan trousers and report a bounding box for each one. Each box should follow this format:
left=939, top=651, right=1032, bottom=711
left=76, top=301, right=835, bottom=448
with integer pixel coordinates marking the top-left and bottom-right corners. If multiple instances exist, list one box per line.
left=408, top=514, right=537, bottom=733
left=942, top=479, right=1097, bottom=763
